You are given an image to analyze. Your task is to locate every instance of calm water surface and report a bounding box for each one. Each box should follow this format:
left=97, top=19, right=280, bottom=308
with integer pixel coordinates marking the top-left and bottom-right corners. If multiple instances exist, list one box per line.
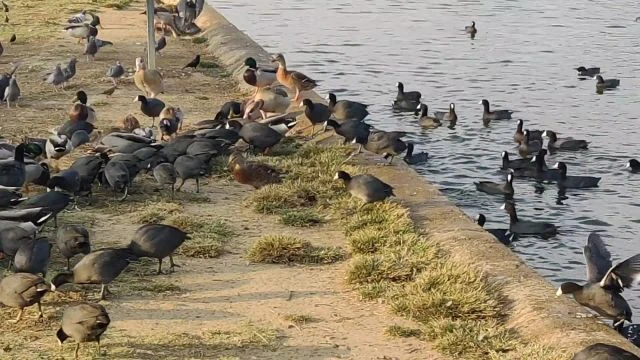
left=213, top=0, right=640, bottom=316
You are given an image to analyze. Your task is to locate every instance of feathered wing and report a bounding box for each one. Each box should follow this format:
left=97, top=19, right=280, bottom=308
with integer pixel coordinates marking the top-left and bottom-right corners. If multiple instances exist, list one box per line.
left=583, top=232, right=612, bottom=283
left=600, top=253, right=640, bottom=291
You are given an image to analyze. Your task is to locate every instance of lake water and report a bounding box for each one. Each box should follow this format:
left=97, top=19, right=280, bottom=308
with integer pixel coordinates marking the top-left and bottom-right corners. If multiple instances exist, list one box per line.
left=213, top=0, right=640, bottom=317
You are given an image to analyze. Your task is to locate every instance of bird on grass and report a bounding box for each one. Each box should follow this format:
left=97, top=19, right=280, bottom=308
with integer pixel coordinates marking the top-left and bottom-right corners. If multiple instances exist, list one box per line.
left=9, top=33, right=15, bottom=44
left=334, top=170, right=395, bottom=208
left=152, top=163, right=177, bottom=199
left=4, top=75, right=20, bottom=108
left=68, top=10, right=87, bottom=24
left=0, top=273, right=55, bottom=323
left=556, top=232, right=640, bottom=333
left=134, top=57, right=164, bottom=98
left=56, top=224, right=91, bottom=270
left=128, top=224, right=189, bottom=274
left=101, top=86, right=116, bottom=96
left=57, top=303, right=110, bottom=360
left=45, top=64, right=66, bottom=90
left=83, top=36, right=98, bottom=62
left=183, top=54, right=200, bottom=70
left=2, top=1, right=8, bottom=13
left=227, top=151, right=283, bottom=189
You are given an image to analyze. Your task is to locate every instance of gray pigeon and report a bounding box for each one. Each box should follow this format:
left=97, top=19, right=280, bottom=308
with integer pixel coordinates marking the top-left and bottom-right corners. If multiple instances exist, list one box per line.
left=106, top=61, right=124, bottom=86
left=83, top=36, right=98, bottom=62
left=63, top=57, right=78, bottom=83
left=45, top=64, right=66, bottom=90
left=3, top=75, right=19, bottom=108
left=94, top=38, right=113, bottom=48
left=155, top=36, right=166, bottom=55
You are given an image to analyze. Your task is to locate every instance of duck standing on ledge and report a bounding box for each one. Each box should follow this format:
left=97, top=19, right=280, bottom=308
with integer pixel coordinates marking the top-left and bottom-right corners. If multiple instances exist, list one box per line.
left=243, top=57, right=277, bottom=95
left=271, top=53, right=318, bottom=102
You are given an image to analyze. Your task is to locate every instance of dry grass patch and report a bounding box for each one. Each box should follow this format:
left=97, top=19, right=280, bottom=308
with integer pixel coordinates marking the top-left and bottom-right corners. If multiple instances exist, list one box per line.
left=247, top=235, right=345, bottom=265
left=165, top=215, right=234, bottom=258
left=133, top=202, right=183, bottom=223
left=283, top=314, right=317, bottom=326
left=385, top=325, right=422, bottom=338
left=203, top=323, right=282, bottom=351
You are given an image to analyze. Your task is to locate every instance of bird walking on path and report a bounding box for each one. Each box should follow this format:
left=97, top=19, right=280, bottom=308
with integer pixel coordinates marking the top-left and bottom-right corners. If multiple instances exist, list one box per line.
left=182, top=54, right=200, bottom=70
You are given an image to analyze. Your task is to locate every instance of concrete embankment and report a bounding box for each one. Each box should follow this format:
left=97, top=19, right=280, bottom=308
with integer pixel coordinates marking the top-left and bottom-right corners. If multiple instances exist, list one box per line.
left=199, top=3, right=640, bottom=357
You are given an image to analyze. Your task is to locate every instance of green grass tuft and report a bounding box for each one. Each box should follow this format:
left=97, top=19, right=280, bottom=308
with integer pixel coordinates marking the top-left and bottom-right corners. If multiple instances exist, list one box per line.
left=279, top=209, right=323, bottom=227
left=192, top=37, right=208, bottom=44
left=421, top=318, right=517, bottom=357
left=247, top=235, right=345, bottom=265
left=133, top=202, right=183, bottom=224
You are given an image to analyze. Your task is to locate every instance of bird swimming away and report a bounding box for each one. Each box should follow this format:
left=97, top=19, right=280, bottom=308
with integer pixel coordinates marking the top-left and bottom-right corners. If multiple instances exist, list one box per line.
left=465, top=21, right=477, bottom=38
left=575, top=66, right=600, bottom=77
left=595, top=75, right=620, bottom=90
left=403, top=143, right=429, bottom=165
left=183, top=54, right=200, bottom=69
left=557, top=232, right=640, bottom=333
left=627, top=159, right=640, bottom=173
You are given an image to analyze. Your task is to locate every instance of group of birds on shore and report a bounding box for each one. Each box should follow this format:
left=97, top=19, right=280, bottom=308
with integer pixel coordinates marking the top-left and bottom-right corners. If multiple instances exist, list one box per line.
left=0, top=2, right=637, bottom=358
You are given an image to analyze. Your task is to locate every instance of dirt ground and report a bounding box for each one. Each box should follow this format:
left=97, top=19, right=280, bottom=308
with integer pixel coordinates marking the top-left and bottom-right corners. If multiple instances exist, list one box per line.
left=0, top=2, right=444, bottom=359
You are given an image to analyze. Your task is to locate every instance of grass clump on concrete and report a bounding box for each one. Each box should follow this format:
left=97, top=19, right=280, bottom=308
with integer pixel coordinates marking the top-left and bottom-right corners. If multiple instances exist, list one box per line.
left=246, top=144, right=559, bottom=359
left=165, top=215, right=234, bottom=258
left=247, top=235, right=345, bottom=265
left=279, top=209, right=323, bottom=227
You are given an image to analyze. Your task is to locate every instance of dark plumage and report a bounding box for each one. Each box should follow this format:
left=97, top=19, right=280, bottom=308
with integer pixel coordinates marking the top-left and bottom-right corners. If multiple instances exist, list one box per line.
left=9, top=33, right=15, bottom=44
left=47, top=169, right=81, bottom=195
left=396, top=82, right=421, bottom=102
left=182, top=54, right=200, bottom=69
left=479, top=99, right=513, bottom=124
left=174, top=155, right=207, bottom=193
left=0, top=273, right=53, bottom=322
left=0, top=143, right=26, bottom=187
left=128, top=224, right=189, bottom=274
left=106, top=61, right=125, bottom=86
left=19, top=191, right=71, bottom=228
left=475, top=172, right=514, bottom=197
left=103, top=161, right=130, bottom=200
left=57, top=302, right=110, bottom=360
left=433, top=102, right=458, bottom=126
left=465, top=21, right=477, bottom=36
left=361, top=130, right=407, bottom=164
left=134, top=95, right=165, bottom=126
left=554, top=162, right=601, bottom=189
left=51, top=247, right=136, bottom=300
left=557, top=233, right=640, bottom=332
left=392, top=98, right=420, bottom=112
left=500, top=151, right=534, bottom=171
left=595, top=75, right=620, bottom=90
left=572, top=343, right=639, bottom=360
left=517, top=130, right=542, bottom=158
left=56, top=225, right=91, bottom=270
left=69, top=155, right=107, bottom=198
left=513, top=119, right=543, bottom=144
left=13, top=237, right=52, bottom=276
left=627, top=159, right=640, bottom=173
left=0, top=188, right=24, bottom=209
left=324, top=119, right=371, bottom=145
left=327, top=93, right=369, bottom=122
left=155, top=36, right=167, bottom=54
left=229, top=120, right=283, bottom=153
left=227, top=151, right=282, bottom=189
left=300, top=99, right=331, bottom=135
left=83, top=36, right=98, bottom=62
left=416, top=104, right=442, bottom=129
left=476, top=214, right=516, bottom=245
left=575, top=66, right=600, bottom=77
left=543, top=130, right=589, bottom=151
left=512, top=150, right=561, bottom=182
left=501, top=201, right=557, bottom=238
left=403, top=143, right=429, bottom=165
left=334, top=170, right=395, bottom=206
left=153, top=163, right=177, bottom=199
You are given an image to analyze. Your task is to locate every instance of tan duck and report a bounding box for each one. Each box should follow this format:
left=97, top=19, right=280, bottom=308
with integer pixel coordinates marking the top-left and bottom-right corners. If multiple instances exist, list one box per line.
left=253, top=86, right=290, bottom=115
left=134, top=57, right=164, bottom=98
left=227, top=151, right=282, bottom=189
left=271, top=53, right=318, bottom=101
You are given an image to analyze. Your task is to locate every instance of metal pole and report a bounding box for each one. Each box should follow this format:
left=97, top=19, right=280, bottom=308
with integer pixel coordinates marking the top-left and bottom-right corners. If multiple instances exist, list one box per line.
left=146, top=0, right=156, bottom=70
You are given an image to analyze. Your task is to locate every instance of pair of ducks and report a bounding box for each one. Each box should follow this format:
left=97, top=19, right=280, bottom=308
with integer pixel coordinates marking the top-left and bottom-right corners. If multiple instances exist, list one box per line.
left=242, top=53, right=318, bottom=102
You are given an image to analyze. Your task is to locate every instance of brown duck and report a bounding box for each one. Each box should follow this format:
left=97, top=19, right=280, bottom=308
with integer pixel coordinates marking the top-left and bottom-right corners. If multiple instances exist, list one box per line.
left=228, top=151, right=282, bottom=189
left=271, top=53, right=318, bottom=102
left=134, top=57, right=164, bottom=98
